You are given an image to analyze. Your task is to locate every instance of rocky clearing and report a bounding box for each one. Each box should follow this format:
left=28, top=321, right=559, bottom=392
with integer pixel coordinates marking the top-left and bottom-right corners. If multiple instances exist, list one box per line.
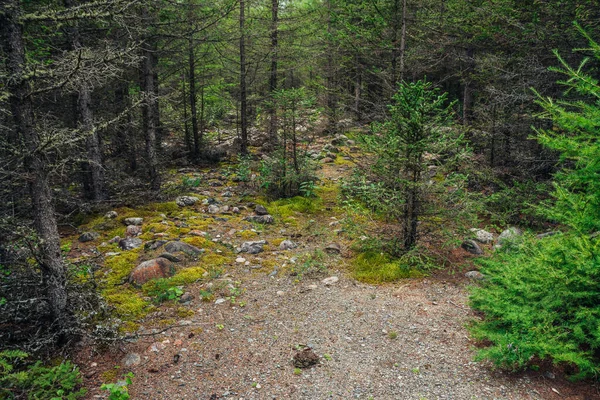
left=68, top=139, right=598, bottom=400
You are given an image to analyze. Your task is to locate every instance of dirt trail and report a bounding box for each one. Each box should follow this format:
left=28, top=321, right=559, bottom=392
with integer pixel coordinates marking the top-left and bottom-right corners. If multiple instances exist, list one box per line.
left=76, top=147, right=598, bottom=400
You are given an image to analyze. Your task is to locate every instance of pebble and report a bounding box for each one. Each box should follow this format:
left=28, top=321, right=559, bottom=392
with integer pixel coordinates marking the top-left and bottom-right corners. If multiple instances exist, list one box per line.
left=322, top=276, right=339, bottom=285
left=276, top=291, right=285, bottom=296
left=236, top=257, right=246, bottom=263
left=215, top=298, right=227, bottom=305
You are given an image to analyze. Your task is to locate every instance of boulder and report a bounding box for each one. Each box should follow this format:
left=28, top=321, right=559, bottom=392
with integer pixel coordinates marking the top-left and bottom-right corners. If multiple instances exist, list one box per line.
left=164, top=241, right=203, bottom=256
left=279, top=240, right=297, bottom=250
left=239, top=240, right=267, bottom=254
left=255, top=205, right=269, bottom=215
left=245, top=215, right=274, bottom=224
left=129, top=258, right=174, bottom=286
left=461, top=240, right=483, bottom=255
left=126, top=225, right=142, bottom=237
left=158, top=253, right=182, bottom=262
left=145, top=240, right=167, bottom=251
left=470, top=228, right=494, bottom=244
left=207, top=204, right=220, bottom=214
left=176, top=196, right=199, bottom=207
left=79, top=232, right=99, bottom=243
left=123, top=217, right=143, bottom=226
left=105, top=211, right=118, bottom=219
left=324, top=243, right=342, bottom=254
left=497, top=227, right=523, bottom=245
left=118, top=237, right=142, bottom=250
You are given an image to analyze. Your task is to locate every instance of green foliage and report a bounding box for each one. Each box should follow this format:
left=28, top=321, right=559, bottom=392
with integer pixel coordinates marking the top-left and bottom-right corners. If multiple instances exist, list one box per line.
left=259, top=88, right=319, bottom=199
left=0, top=351, right=86, bottom=399
left=235, top=155, right=252, bottom=182
left=470, top=29, right=600, bottom=379
left=484, top=180, right=550, bottom=227
left=143, top=279, right=183, bottom=304
left=101, top=372, right=133, bottom=400
left=181, top=175, right=201, bottom=188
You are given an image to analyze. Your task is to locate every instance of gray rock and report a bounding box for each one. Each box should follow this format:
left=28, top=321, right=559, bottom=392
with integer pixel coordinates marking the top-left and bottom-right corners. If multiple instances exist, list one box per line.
left=105, top=211, right=118, bottom=219
left=279, top=240, right=297, bottom=250
left=222, top=191, right=233, bottom=197
left=232, top=207, right=240, bottom=214
left=164, top=241, right=203, bottom=256
left=126, top=225, right=142, bottom=237
left=470, top=228, right=494, bottom=244
left=497, top=227, right=522, bottom=245
left=118, top=237, right=143, bottom=250
left=324, top=243, right=342, bottom=254
left=122, top=353, right=141, bottom=367
left=179, top=292, right=194, bottom=303
left=176, top=196, right=199, bottom=207
left=245, top=215, right=274, bottom=224
left=255, top=205, right=269, bottom=215
left=461, top=240, right=483, bottom=255
left=145, top=240, right=168, bottom=251
left=465, top=270, right=485, bottom=280
left=321, top=157, right=334, bottom=163
left=214, top=298, right=226, bottom=305
left=123, top=217, right=143, bottom=226
left=207, top=204, right=220, bottom=214
left=79, top=231, right=99, bottom=243
left=331, top=135, right=348, bottom=146
left=322, top=276, right=339, bottom=285
left=158, top=252, right=182, bottom=262
left=239, top=240, right=267, bottom=254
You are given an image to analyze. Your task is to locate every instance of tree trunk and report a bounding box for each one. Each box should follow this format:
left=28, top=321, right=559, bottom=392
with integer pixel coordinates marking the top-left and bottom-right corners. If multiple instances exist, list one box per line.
left=239, top=0, right=248, bottom=155
left=1, top=0, right=71, bottom=332
left=189, top=40, right=200, bottom=159
left=141, top=40, right=161, bottom=191
left=267, top=0, right=279, bottom=148
left=399, top=0, right=407, bottom=82
left=326, top=0, right=337, bottom=134
left=64, top=0, right=105, bottom=201
left=182, top=73, right=191, bottom=153
left=463, top=46, right=475, bottom=125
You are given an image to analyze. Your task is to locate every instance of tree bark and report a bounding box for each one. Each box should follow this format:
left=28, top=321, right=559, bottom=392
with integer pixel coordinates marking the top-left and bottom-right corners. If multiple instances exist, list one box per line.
left=267, top=0, right=279, bottom=148
left=189, top=40, right=200, bottom=159
left=239, top=0, right=248, bottom=155
left=325, top=0, right=337, bottom=134
left=141, top=41, right=161, bottom=191
left=1, top=0, right=72, bottom=332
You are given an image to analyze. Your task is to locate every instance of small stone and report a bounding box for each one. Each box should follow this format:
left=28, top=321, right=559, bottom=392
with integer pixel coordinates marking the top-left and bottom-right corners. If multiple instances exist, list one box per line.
left=470, top=228, right=494, bottom=244
left=222, top=191, right=233, bottom=197
left=239, top=240, right=267, bottom=254
left=105, top=211, right=118, bottom=219
left=293, top=348, right=319, bottom=368
left=221, top=205, right=230, bottom=212
left=307, top=284, right=318, bottom=290
left=164, top=241, right=203, bottom=256
left=145, top=240, right=167, bottom=251
left=461, top=240, right=483, bottom=255
left=149, top=342, right=166, bottom=353
left=322, top=276, right=339, bottom=286
left=215, top=298, right=226, bottom=305
left=324, top=243, right=342, bottom=254
left=232, top=207, right=240, bottom=214
left=236, top=257, right=246, bottom=263
left=190, top=230, right=207, bottom=237
left=276, top=290, right=285, bottom=296
left=123, top=217, right=143, bottom=226
left=321, top=157, right=334, bottom=163
left=245, top=215, right=274, bottom=224
left=465, top=270, right=485, bottom=280
left=126, top=225, right=142, bottom=237
left=207, top=204, right=220, bottom=214
left=279, top=240, right=297, bottom=250
left=176, top=196, right=199, bottom=207
left=255, top=205, right=268, bottom=215
left=78, top=232, right=99, bottom=243
left=179, top=292, right=194, bottom=303
left=497, top=227, right=523, bottom=245
left=122, top=353, right=141, bottom=367
left=119, top=237, right=143, bottom=250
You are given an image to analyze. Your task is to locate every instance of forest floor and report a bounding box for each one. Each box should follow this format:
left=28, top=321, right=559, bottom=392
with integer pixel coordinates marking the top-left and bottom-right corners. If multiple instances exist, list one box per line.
left=67, top=136, right=599, bottom=400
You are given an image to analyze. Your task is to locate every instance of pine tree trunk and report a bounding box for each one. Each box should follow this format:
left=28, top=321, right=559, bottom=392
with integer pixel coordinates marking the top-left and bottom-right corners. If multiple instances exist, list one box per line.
left=239, top=0, right=248, bottom=155
left=141, top=42, right=160, bottom=191
left=1, top=0, right=71, bottom=332
left=267, top=0, right=279, bottom=148
left=189, top=40, right=200, bottom=159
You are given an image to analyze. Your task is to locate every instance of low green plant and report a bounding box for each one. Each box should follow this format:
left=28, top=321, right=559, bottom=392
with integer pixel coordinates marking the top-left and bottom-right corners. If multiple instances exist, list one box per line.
left=144, top=279, right=183, bottom=304
left=181, top=175, right=201, bottom=188
left=101, top=372, right=134, bottom=400
left=0, top=350, right=86, bottom=399
left=236, top=155, right=252, bottom=182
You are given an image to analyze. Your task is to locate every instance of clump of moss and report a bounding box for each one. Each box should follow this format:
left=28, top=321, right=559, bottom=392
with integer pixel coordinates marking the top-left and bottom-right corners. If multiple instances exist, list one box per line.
left=202, top=252, right=229, bottom=268
left=334, top=155, right=354, bottom=166
left=182, top=236, right=214, bottom=249
left=268, top=196, right=321, bottom=217
left=170, top=267, right=206, bottom=285
left=102, top=287, right=152, bottom=319
left=237, top=230, right=258, bottom=239
left=103, top=249, right=141, bottom=285
left=351, top=251, right=422, bottom=283
left=119, top=321, right=140, bottom=334
left=271, top=238, right=284, bottom=247
left=177, top=307, right=195, bottom=318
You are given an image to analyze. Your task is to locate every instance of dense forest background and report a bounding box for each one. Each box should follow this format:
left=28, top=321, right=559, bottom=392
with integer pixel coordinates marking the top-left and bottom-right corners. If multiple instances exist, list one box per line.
left=2, top=0, right=600, bottom=396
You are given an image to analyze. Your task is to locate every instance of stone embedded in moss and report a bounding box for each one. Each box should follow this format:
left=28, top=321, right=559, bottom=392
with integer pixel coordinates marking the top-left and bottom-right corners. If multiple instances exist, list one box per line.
left=129, top=257, right=175, bottom=286
left=164, top=241, right=204, bottom=257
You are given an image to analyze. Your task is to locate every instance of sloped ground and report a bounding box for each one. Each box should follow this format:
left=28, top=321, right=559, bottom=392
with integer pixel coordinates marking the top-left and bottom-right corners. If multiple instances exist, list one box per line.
left=69, top=140, right=599, bottom=399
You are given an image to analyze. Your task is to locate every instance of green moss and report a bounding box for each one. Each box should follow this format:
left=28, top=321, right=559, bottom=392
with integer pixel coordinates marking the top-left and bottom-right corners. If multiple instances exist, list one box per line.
left=102, top=287, right=151, bottom=319
left=268, top=196, right=322, bottom=218
left=351, top=251, right=421, bottom=283
left=271, top=238, right=284, bottom=247
left=182, top=236, right=214, bottom=249
left=170, top=267, right=206, bottom=285
left=103, top=249, right=141, bottom=285
left=334, top=154, right=354, bottom=166
left=238, top=230, right=258, bottom=239
left=202, top=252, right=228, bottom=267
left=177, top=307, right=195, bottom=318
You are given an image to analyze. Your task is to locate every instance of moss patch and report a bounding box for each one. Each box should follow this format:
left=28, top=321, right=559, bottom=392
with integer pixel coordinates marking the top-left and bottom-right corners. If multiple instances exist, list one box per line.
left=170, top=267, right=206, bottom=285
left=103, top=249, right=141, bottom=285
left=202, top=252, right=229, bottom=268
left=237, top=230, right=258, bottom=239
left=102, top=287, right=152, bottom=319
left=351, top=251, right=422, bottom=283
left=182, top=236, right=214, bottom=249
